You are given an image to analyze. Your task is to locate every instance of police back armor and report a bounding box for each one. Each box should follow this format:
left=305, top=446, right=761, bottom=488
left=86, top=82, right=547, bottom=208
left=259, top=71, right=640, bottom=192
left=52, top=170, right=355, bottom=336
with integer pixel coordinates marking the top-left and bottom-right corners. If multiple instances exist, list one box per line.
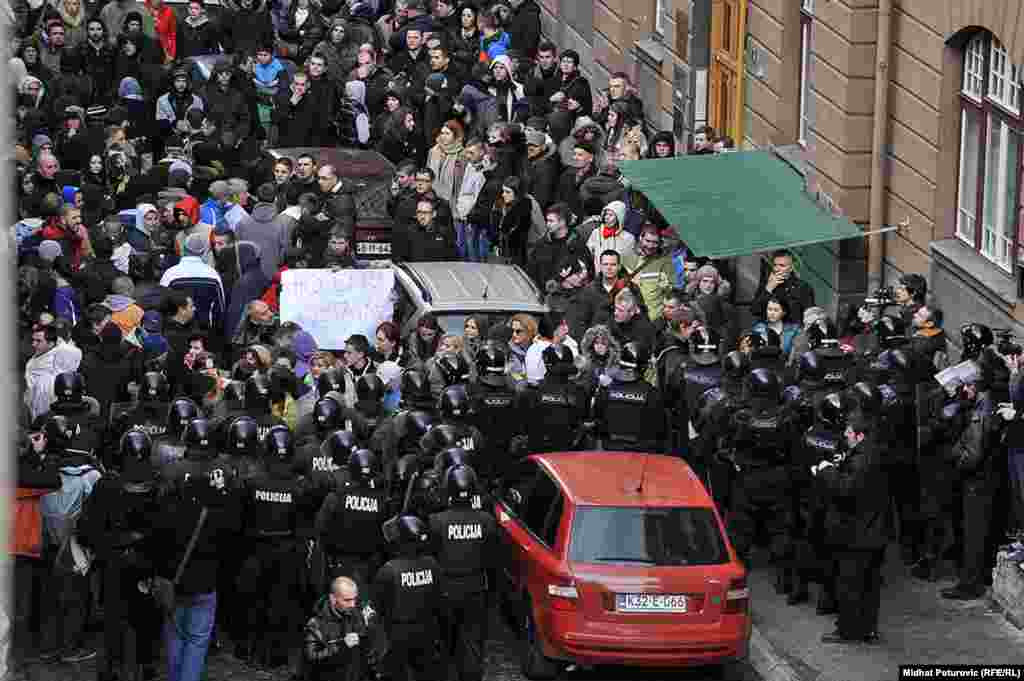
left=428, top=507, right=496, bottom=597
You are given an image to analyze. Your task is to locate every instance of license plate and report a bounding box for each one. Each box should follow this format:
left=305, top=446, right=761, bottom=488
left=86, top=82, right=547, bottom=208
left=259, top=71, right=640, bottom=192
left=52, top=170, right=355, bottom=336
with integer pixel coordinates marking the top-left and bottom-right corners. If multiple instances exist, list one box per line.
left=357, top=241, right=391, bottom=255
left=615, top=593, right=687, bottom=613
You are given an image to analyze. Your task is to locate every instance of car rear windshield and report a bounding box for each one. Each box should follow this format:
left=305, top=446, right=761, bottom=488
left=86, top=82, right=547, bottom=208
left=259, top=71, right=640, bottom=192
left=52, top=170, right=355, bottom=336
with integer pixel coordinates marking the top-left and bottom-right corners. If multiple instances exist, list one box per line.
left=436, top=313, right=514, bottom=336
left=569, top=506, right=729, bottom=566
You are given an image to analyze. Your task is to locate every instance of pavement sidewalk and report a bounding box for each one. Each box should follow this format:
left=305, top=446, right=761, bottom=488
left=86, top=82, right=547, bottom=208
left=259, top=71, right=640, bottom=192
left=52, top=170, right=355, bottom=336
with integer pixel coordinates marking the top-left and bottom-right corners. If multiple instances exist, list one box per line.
left=745, top=546, right=1024, bottom=681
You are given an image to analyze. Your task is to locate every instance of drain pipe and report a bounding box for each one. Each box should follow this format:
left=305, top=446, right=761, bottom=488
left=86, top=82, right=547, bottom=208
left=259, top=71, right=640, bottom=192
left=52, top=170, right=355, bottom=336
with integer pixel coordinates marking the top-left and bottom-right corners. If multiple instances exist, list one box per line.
left=867, top=0, right=893, bottom=291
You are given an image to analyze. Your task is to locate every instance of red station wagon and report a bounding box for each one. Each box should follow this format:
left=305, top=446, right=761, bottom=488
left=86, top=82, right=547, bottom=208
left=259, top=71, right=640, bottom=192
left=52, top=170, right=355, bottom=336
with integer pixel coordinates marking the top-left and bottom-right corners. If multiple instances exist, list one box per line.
left=495, top=452, right=751, bottom=678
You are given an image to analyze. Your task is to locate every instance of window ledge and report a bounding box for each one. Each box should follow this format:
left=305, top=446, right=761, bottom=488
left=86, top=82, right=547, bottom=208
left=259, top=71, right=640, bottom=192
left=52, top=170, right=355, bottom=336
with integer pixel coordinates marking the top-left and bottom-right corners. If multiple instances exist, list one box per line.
left=930, top=238, right=1018, bottom=306
left=634, top=38, right=665, bottom=69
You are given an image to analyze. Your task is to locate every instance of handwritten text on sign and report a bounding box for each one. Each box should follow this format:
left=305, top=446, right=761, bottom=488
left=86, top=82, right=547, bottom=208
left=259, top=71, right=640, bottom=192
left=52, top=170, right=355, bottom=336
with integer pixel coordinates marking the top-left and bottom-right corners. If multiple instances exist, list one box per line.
left=280, top=269, right=395, bottom=349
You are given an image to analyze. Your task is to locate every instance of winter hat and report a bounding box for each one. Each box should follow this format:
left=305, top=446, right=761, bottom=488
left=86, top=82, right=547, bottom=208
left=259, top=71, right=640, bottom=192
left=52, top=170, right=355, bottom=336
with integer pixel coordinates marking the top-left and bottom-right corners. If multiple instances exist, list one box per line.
left=169, top=159, right=193, bottom=179
left=184, top=232, right=210, bottom=257
left=292, top=330, right=318, bottom=379
left=256, top=182, right=277, bottom=204
left=574, top=141, right=595, bottom=156
left=142, top=310, right=163, bottom=333
left=31, top=134, right=53, bottom=154
left=37, top=240, right=63, bottom=262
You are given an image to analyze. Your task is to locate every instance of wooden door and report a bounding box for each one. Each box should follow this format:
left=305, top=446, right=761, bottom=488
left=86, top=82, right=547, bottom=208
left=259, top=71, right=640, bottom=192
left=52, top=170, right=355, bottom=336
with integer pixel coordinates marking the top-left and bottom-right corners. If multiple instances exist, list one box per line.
left=709, top=0, right=746, bottom=142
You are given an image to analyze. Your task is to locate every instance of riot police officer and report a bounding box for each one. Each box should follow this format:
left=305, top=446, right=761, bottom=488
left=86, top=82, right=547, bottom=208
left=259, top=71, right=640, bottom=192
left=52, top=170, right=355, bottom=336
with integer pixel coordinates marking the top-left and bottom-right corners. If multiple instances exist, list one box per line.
left=593, top=342, right=668, bottom=452
left=316, top=448, right=389, bottom=604
left=694, top=350, right=750, bottom=508
left=436, top=385, right=486, bottom=467
left=295, top=367, right=353, bottom=441
left=875, top=348, right=922, bottom=564
left=790, top=393, right=846, bottom=611
left=296, top=396, right=345, bottom=469
left=371, top=369, right=437, bottom=478
left=109, top=372, right=170, bottom=445
left=235, top=426, right=310, bottom=668
left=673, top=328, right=725, bottom=456
left=338, top=375, right=387, bottom=445
left=373, top=515, right=444, bottom=681
left=152, top=397, right=199, bottom=467
left=160, top=417, right=220, bottom=498
left=378, top=409, right=437, bottom=486
left=48, top=371, right=106, bottom=457
left=78, top=430, right=162, bottom=681
left=428, top=465, right=496, bottom=681
left=400, top=368, right=437, bottom=413
left=240, top=374, right=289, bottom=442
left=433, top=352, right=472, bottom=398
left=726, top=369, right=799, bottom=586
left=219, top=415, right=267, bottom=484
left=470, top=342, right=525, bottom=482
left=747, top=327, right=787, bottom=374
left=524, top=345, right=589, bottom=455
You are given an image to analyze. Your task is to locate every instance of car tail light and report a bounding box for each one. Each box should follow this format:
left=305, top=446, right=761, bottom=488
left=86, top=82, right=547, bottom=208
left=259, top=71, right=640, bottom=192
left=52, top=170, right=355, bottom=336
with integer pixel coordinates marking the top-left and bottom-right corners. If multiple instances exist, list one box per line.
left=723, top=576, right=749, bottom=614
left=547, top=581, right=579, bottom=611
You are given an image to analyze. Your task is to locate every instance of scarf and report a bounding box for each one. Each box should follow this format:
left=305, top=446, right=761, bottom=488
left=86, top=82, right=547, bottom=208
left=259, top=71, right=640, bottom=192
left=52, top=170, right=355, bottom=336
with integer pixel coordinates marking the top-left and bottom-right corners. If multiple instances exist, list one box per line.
left=602, top=225, right=618, bottom=239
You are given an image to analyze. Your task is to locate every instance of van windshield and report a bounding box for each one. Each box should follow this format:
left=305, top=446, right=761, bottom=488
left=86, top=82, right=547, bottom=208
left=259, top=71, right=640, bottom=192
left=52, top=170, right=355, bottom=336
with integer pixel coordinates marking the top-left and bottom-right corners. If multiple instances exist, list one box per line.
left=569, top=506, right=729, bottom=567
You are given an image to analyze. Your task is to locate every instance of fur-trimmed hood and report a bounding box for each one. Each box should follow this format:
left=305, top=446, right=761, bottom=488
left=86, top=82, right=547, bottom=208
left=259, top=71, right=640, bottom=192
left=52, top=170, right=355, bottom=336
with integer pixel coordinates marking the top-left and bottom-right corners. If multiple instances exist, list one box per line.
left=576, top=324, right=621, bottom=371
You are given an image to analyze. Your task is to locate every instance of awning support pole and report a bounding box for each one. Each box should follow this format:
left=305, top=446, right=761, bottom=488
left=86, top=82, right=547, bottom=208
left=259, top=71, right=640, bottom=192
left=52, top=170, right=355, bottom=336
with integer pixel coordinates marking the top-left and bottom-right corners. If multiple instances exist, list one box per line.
left=868, top=0, right=893, bottom=290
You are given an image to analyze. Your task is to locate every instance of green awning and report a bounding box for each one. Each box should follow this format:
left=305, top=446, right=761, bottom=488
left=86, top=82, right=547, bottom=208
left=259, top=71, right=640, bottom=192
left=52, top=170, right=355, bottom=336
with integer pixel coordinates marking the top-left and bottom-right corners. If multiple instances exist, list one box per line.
left=619, top=151, right=864, bottom=259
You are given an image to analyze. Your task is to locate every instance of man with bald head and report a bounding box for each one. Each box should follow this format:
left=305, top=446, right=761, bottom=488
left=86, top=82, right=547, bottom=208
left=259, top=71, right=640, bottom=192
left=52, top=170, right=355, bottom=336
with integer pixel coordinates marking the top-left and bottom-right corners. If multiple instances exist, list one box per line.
left=304, top=576, right=371, bottom=681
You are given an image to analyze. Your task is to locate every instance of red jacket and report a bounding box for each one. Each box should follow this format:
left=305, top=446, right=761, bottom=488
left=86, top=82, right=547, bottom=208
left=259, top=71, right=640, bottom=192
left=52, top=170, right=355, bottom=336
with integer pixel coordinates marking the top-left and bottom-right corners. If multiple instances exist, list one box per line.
left=146, top=1, right=177, bottom=59
left=40, top=217, right=89, bottom=270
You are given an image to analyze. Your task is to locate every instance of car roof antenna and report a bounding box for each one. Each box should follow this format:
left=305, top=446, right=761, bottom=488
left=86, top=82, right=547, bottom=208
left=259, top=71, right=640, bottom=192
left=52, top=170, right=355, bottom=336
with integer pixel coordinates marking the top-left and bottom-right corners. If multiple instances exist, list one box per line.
left=637, top=450, right=650, bottom=494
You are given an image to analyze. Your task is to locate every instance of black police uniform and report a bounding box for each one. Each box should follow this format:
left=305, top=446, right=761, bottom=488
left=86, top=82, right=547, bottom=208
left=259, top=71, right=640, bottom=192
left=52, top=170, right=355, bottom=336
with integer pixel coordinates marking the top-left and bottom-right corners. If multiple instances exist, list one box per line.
left=77, top=434, right=162, bottom=681
left=316, top=478, right=389, bottom=602
left=373, top=409, right=436, bottom=484
left=428, top=472, right=497, bottom=681
left=373, top=521, right=444, bottom=681
left=725, top=371, right=798, bottom=569
left=594, top=375, right=668, bottom=453
left=236, top=459, right=311, bottom=667
left=693, top=376, right=747, bottom=509
left=152, top=399, right=200, bottom=468
left=468, top=377, right=524, bottom=483
left=524, top=347, right=589, bottom=455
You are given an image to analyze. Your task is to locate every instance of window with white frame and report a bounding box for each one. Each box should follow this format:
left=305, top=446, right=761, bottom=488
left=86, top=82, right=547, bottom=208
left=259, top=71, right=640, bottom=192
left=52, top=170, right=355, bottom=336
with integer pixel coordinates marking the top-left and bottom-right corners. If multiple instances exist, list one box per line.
left=798, top=2, right=813, bottom=145
left=957, top=32, right=1024, bottom=273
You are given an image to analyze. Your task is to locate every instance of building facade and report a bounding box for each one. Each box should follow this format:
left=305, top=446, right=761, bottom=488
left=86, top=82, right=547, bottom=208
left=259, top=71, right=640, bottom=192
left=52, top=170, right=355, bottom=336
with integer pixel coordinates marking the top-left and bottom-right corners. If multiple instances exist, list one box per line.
left=544, top=0, right=1024, bottom=339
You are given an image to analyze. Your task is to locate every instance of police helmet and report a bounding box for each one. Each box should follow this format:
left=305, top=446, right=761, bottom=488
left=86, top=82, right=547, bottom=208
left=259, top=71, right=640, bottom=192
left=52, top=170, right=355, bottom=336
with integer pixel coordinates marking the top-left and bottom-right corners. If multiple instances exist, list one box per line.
left=843, top=381, right=882, bottom=416
left=437, top=352, right=471, bottom=387
left=960, top=323, right=994, bottom=361
left=244, top=374, right=272, bottom=411
left=43, top=414, right=73, bottom=449
left=874, top=314, right=907, bottom=348
left=167, top=398, right=200, bottom=439
left=399, top=409, right=436, bottom=444
left=223, top=380, right=245, bottom=404
left=898, top=273, right=928, bottom=302
left=317, top=367, right=346, bottom=398
left=798, top=351, right=826, bottom=383
left=722, top=350, right=750, bottom=379
left=382, top=513, right=429, bottom=546
left=397, top=369, right=427, bottom=404
left=690, top=328, right=721, bottom=366
left=324, top=429, right=360, bottom=467
left=475, top=342, right=508, bottom=386
left=542, top=344, right=575, bottom=374
left=434, top=446, right=469, bottom=474
left=746, top=368, right=782, bottom=402
left=818, top=393, right=845, bottom=429
left=356, top=374, right=386, bottom=404
left=877, top=348, right=912, bottom=383
left=445, top=464, right=478, bottom=506
left=183, top=418, right=215, bottom=451
left=419, top=424, right=460, bottom=458
left=348, top=448, right=378, bottom=482
left=140, top=372, right=169, bottom=402
left=119, top=428, right=153, bottom=463
left=224, top=415, right=259, bottom=454
left=438, top=384, right=471, bottom=420
left=619, top=341, right=650, bottom=371
left=313, top=396, right=343, bottom=433
left=53, top=371, right=85, bottom=404
left=264, top=425, right=294, bottom=461
left=806, top=319, right=840, bottom=351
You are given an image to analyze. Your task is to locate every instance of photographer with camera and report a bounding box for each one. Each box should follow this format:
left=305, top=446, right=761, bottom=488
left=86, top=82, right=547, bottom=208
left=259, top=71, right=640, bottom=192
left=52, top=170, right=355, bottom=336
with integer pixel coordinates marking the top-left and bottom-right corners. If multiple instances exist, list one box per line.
left=910, top=304, right=949, bottom=376
left=752, top=249, right=816, bottom=326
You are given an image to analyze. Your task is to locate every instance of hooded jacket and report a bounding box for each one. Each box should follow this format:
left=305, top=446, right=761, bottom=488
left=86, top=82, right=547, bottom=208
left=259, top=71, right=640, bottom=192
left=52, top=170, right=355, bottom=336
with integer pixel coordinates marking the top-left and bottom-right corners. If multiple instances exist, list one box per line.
left=223, top=240, right=271, bottom=339
left=339, top=80, right=370, bottom=147
left=156, top=76, right=204, bottom=133
left=507, top=0, right=541, bottom=57
left=526, top=135, right=560, bottom=210
left=487, top=55, right=525, bottom=122
left=144, top=0, right=177, bottom=59
left=315, top=17, right=360, bottom=86
left=646, top=130, right=676, bottom=159
left=585, top=200, right=636, bottom=272
left=178, top=5, right=220, bottom=58
left=236, top=201, right=286, bottom=281
left=558, top=116, right=606, bottom=169
left=576, top=324, right=620, bottom=392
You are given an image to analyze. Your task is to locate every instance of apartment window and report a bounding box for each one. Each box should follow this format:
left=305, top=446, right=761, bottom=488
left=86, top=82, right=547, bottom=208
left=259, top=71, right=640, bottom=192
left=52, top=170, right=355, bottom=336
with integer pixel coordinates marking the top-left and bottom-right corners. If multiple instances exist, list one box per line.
left=798, top=1, right=813, bottom=145
left=957, top=32, right=1024, bottom=273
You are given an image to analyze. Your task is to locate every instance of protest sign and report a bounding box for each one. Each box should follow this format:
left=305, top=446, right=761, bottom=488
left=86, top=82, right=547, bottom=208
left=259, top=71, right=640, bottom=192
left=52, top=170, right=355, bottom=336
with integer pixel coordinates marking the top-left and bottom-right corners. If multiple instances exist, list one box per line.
left=280, top=269, right=395, bottom=349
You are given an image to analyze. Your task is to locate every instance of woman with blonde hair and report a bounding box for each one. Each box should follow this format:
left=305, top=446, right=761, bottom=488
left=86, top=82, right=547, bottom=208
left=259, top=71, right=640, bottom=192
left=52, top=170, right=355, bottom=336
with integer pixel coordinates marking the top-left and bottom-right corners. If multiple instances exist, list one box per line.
left=507, top=313, right=537, bottom=384
left=426, top=333, right=476, bottom=398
